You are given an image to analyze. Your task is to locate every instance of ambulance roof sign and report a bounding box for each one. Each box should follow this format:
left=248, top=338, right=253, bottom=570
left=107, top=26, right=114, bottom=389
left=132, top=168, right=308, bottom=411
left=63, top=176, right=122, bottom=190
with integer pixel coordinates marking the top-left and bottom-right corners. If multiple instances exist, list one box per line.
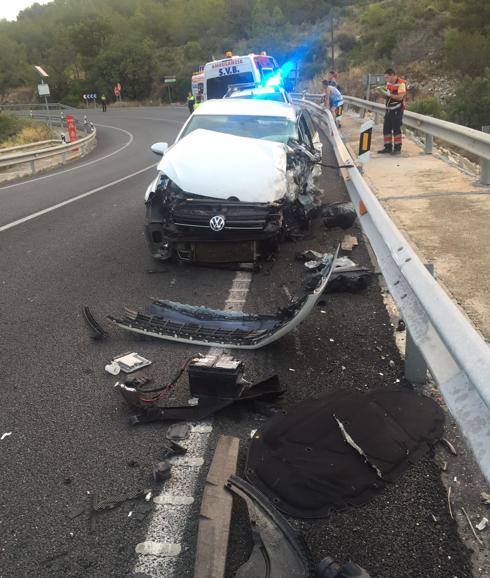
left=34, top=65, right=49, bottom=78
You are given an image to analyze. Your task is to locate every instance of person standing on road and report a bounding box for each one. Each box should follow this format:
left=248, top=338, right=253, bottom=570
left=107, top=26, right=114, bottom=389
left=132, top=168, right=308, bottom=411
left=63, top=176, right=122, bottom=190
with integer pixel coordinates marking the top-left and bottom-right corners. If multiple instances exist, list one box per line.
left=101, top=94, right=108, bottom=112
left=377, top=68, right=406, bottom=154
left=187, top=91, right=195, bottom=114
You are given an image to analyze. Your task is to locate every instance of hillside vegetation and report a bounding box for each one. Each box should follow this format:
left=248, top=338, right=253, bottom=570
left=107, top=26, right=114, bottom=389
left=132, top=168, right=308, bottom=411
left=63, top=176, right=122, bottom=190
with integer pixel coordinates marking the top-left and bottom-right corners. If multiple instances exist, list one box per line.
left=0, top=0, right=352, bottom=105
left=0, top=0, right=488, bottom=128
left=328, top=0, right=490, bottom=128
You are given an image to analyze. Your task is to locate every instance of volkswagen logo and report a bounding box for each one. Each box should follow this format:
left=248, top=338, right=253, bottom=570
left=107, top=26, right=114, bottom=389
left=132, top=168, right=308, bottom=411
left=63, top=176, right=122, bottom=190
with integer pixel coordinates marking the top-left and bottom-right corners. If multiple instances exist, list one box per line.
left=209, top=215, right=225, bottom=232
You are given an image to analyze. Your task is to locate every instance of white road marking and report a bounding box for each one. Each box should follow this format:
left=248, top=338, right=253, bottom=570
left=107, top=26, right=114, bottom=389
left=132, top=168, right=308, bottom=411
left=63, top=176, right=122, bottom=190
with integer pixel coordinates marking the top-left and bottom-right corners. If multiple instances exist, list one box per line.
left=153, top=495, right=195, bottom=506
left=0, top=124, right=134, bottom=191
left=135, top=542, right=182, bottom=557
left=134, top=270, right=252, bottom=578
left=0, top=162, right=157, bottom=233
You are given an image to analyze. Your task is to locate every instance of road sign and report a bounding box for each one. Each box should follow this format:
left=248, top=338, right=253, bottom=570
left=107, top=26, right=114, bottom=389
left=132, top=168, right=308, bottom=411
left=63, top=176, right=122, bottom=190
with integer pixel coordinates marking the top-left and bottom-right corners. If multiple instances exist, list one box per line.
left=82, top=93, right=97, bottom=100
left=164, top=77, right=176, bottom=84
left=38, top=84, right=50, bottom=97
left=114, top=87, right=120, bottom=97
left=116, top=83, right=121, bottom=91
left=362, top=74, right=385, bottom=87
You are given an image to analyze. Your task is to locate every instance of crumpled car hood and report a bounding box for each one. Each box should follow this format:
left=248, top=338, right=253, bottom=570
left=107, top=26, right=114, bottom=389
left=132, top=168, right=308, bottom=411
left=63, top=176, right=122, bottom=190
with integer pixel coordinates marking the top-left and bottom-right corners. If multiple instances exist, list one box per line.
left=157, top=129, right=289, bottom=203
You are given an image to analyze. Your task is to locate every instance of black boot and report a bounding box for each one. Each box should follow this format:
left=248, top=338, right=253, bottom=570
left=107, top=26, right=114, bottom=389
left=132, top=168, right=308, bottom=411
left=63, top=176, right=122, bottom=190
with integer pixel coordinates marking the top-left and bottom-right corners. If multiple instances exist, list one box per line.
left=377, top=146, right=392, bottom=154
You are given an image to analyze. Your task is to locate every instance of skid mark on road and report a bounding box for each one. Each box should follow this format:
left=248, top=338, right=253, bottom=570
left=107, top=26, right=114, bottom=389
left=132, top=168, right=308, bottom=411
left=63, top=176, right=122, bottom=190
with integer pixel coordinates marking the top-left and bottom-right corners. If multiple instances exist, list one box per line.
left=0, top=162, right=157, bottom=233
left=0, top=124, right=134, bottom=191
left=133, top=271, right=252, bottom=578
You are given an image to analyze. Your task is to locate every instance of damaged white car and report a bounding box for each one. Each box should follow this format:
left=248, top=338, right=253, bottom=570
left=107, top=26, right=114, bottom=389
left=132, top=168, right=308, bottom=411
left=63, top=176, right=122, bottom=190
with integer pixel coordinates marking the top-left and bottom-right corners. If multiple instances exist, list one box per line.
left=145, top=99, right=323, bottom=263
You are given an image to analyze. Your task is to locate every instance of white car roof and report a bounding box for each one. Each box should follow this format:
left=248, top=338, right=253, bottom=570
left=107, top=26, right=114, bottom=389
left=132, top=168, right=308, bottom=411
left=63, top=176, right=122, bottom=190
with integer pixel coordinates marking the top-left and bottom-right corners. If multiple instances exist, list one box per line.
left=193, top=98, right=296, bottom=121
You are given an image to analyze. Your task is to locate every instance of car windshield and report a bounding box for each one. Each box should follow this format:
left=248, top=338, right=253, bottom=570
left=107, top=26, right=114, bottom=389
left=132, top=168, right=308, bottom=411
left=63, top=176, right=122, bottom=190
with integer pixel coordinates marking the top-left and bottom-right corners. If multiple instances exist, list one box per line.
left=180, top=114, right=297, bottom=143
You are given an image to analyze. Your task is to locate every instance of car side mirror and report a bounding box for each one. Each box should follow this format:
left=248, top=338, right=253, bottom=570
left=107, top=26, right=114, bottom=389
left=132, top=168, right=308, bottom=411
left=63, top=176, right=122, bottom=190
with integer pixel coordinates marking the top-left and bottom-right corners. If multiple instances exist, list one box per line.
left=151, top=142, right=169, bottom=156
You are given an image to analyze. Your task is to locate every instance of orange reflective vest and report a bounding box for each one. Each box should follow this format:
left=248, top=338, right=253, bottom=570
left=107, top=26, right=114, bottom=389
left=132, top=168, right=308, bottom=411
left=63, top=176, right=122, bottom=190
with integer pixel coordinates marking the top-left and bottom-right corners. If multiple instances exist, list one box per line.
left=386, top=77, right=406, bottom=111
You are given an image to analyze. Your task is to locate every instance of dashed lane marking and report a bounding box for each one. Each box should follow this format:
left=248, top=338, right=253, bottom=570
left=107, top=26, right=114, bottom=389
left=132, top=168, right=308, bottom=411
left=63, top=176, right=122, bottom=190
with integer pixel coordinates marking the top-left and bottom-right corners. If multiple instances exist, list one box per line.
left=0, top=162, right=157, bottom=233
left=133, top=270, right=252, bottom=578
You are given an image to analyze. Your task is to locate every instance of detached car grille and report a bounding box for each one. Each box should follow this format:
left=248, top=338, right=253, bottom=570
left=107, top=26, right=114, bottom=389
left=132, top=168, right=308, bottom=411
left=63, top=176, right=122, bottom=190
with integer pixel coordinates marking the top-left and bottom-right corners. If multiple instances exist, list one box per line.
left=172, top=199, right=280, bottom=231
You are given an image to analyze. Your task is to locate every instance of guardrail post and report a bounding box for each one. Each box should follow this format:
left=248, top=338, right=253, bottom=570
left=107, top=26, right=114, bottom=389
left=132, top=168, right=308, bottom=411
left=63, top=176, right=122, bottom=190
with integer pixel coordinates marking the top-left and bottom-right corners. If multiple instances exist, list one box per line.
left=374, top=112, right=379, bottom=124
left=404, top=263, right=434, bottom=384
left=480, top=158, right=490, bottom=185
left=424, top=134, right=433, bottom=155
left=30, top=159, right=36, bottom=175
left=360, top=107, right=366, bottom=119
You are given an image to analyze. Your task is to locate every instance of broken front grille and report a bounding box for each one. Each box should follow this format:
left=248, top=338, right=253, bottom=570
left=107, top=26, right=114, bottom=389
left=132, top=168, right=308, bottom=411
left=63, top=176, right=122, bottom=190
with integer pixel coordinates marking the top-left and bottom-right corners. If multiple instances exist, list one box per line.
left=171, top=199, right=280, bottom=231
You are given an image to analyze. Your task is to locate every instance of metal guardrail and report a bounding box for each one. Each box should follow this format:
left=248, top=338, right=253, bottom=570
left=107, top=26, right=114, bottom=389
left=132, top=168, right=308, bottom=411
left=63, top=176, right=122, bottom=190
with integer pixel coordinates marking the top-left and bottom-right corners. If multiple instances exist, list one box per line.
left=0, top=102, right=75, bottom=112
left=0, top=111, right=96, bottom=176
left=292, top=93, right=490, bottom=184
left=293, top=96, right=490, bottom=484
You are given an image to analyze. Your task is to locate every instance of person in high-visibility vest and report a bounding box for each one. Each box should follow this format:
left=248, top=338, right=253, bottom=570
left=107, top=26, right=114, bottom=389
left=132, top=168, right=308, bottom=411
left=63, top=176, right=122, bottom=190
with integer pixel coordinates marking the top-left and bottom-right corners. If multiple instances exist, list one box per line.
left=186, top=91, right=195, bottom=114
left=101, top=94, right=107, bottom=112
left=377, top=68, right=406, bottom=154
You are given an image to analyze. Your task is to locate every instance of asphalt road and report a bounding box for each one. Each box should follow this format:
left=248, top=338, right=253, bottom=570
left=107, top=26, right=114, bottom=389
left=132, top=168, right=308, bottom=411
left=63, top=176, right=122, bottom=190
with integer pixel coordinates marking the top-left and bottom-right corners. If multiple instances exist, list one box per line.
left=0, top=106, right=472, bottom=578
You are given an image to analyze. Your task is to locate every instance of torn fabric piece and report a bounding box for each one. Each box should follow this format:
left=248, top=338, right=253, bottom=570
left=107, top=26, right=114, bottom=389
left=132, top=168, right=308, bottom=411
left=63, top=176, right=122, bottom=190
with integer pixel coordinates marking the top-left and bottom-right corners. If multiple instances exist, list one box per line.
left=246, top=389, right=444, bottom=518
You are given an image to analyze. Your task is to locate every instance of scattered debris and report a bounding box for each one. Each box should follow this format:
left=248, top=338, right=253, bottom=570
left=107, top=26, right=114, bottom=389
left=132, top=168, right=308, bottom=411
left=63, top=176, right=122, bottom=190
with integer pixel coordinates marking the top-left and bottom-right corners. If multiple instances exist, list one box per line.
left=105, top=362, right=121, bottom=376
left=246, top=389, right=444, bottom=517
left=341, top=234, right=358, bottom=252
left=1, top=432, right=12, bottom=441
left=82, top=305, right=109, bottom=340
left=153, top=461, right=172, bottom=483
left=440, top=438, right=458, bottom=456
left=194, top=436, right=240, bottom=578
left=226, top=475, right=316, bottom=577
left=108, top=251, right=337, bottom=350
left=396, top=319, right=406, bottom=332
left=127, top=460, right=139, bottom=468
left=118, top=375, right=285, bottom=425
left=448, top=487, right=454, bottom=520
left=188, top=354, right=248, bottom=398
left=112, top=352, right=152, bottom=373
left=322, top=202, right=357, bottom=230
left=129, top=502, right=153, bottom=521
left=476, top=517, right=489, bottom=531
left=153, top=494, right=194, bottom=506
left=431, top=513, right=439, bottom=523
left=296, top=250, right=326, bottom=262
left=135, top=541, right=181, bottom=557
left=161, top=440, right=187, bottom=459
left=166, top=423, right=191, bottom=441
left=317, top=556, right=371, bottom=578
left=481, top=492, right=490, bottom=505
left=93, top=488, right=151, bottom=512
left=461, top=507, right=484, bottom=545
left=440, top=461, right=448, bottom=472
left=326, top=262, right=372, bottom=294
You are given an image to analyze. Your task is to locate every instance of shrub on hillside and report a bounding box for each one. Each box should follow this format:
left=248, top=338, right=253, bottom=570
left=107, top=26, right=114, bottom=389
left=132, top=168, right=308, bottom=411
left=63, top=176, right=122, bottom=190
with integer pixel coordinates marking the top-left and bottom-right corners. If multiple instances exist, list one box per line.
left=446, top=73, right=490, bottom=130
left=409, top=97, right=447, bottom=119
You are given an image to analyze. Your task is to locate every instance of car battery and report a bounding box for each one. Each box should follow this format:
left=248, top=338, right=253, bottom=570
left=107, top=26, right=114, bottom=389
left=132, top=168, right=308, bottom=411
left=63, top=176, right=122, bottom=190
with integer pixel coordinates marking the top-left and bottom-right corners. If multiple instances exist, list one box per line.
left=187, top=354, right=246, bottom=399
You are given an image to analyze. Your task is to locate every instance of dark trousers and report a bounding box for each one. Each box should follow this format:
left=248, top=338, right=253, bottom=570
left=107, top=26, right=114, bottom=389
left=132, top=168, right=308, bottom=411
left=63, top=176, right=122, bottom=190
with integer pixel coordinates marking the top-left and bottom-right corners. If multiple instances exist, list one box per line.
left=383, top=108, right=403, bottom=150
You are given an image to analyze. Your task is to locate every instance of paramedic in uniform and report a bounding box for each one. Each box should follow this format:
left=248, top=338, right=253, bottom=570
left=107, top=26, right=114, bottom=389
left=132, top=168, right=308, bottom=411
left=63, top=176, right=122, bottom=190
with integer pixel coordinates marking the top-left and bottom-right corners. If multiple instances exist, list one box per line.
left=378, top=68, right=406, bottom=154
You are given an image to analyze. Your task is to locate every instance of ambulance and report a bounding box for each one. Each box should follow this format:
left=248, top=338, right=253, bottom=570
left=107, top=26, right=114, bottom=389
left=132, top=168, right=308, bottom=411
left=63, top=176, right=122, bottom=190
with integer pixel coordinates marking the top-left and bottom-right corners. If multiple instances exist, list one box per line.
left=203, top=52, right=280, bottom=100
left=191, top=68, right=204, bottom=99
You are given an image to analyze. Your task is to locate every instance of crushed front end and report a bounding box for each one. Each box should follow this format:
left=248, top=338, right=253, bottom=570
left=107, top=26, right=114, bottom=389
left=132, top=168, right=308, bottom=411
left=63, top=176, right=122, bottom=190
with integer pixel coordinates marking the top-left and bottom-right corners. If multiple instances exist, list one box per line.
left=145, top=176, right=284, bottom=263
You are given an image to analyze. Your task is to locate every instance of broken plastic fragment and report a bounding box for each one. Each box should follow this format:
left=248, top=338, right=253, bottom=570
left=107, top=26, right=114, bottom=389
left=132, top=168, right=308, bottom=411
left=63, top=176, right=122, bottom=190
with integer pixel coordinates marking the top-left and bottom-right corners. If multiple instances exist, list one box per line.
left=1, top=432, right=12, bottom=441
left=108, top=250, right=337, bottom=350
left=476, top=517, right=489, bottom=531
left=135, top=541, right=181, bottom=557
left=112, top=352, right=152, bottom=373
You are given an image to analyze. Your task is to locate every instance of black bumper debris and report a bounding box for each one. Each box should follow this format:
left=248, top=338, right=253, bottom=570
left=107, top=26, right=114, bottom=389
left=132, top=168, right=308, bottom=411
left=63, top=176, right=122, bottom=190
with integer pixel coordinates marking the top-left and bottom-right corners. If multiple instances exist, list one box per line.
left=108, top=251, right=337, bottom=349
left=226, top=475, right=316, bottom=577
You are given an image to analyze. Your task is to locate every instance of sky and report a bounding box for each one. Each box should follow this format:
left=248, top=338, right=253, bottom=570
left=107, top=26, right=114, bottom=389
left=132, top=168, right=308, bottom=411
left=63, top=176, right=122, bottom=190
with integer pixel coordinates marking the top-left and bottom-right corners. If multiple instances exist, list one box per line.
left=0, top=0, right=53, bottom=21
